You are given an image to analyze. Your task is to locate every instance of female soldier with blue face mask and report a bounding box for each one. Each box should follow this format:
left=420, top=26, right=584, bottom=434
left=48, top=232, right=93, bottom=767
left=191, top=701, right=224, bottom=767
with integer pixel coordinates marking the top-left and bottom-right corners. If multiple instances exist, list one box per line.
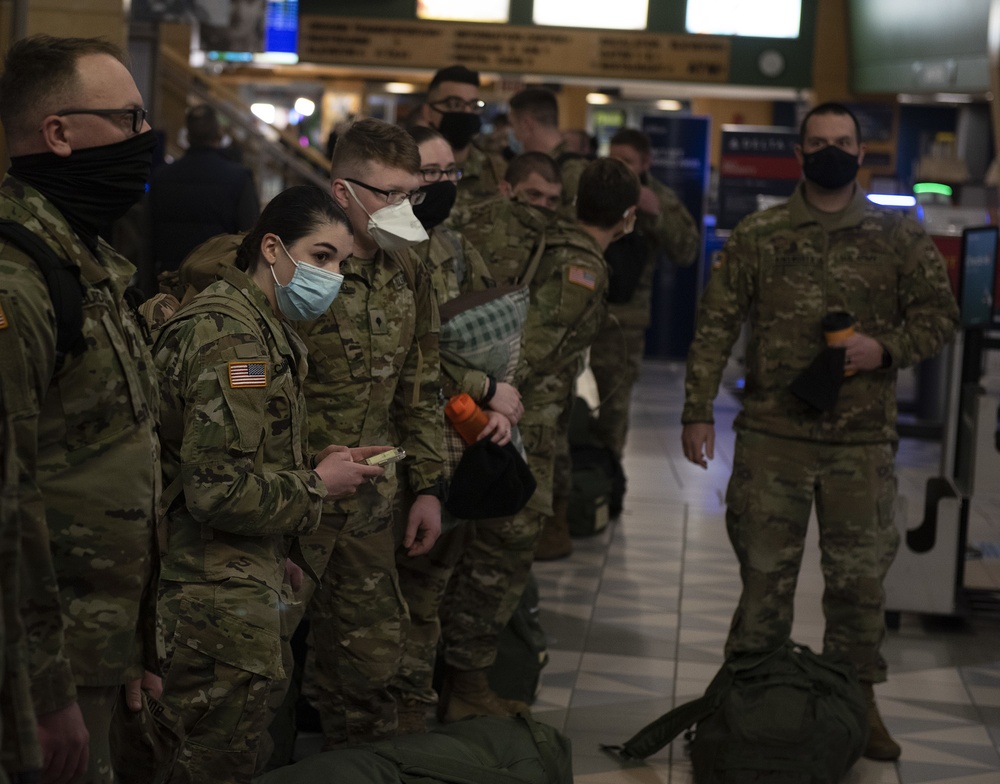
left=145, top=185, right=389, bottom=783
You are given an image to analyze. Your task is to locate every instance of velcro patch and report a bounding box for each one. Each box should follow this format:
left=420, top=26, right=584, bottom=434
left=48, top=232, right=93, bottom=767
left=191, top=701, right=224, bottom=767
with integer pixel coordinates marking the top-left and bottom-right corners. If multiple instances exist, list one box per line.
left=228, top=360, right=267, bottom=388
left=567, top=266, right=596, bottom=291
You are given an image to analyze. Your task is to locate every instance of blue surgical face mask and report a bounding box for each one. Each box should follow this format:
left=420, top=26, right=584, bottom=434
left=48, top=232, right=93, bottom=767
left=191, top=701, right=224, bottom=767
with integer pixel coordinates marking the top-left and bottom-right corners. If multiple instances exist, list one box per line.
left=271, top=238, right=344, bottom=320
left=506, top=128, right=524, bottom=156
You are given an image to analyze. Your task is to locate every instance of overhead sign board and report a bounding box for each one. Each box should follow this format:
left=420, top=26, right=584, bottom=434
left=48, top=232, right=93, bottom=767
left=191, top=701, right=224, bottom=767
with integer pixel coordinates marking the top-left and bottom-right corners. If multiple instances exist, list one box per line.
left=299, top=16, right=730, bottom=82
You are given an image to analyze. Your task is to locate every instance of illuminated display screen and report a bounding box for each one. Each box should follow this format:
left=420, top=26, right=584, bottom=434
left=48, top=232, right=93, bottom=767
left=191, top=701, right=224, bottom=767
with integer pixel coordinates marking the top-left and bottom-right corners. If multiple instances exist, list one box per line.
left=202, top=0, right=299, bottom=65
left=533, top=0, right=648, bottom=30
left=417, top=0, right=510, bottom=23
left=686, top=0, right=801, bottom=38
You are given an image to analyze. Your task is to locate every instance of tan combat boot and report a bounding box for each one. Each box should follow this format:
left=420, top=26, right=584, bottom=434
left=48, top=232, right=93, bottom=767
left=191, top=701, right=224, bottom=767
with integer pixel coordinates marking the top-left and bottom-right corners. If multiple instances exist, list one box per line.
left=534, top=497, right=572, bottom=561
left=437, top=667, right=531, bottom=723
left=862, top=682, right=901, bottom=761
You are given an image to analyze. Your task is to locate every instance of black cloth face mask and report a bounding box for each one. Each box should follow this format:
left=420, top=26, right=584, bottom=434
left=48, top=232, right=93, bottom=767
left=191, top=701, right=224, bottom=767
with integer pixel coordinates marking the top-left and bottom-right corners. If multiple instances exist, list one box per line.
left=9, top=130, right=156, bottom=249
left=413, top=181, right=458, bottom=230
left=801, top=145, right=860, bottom=190
left=437, top=112, right=481, bottom=150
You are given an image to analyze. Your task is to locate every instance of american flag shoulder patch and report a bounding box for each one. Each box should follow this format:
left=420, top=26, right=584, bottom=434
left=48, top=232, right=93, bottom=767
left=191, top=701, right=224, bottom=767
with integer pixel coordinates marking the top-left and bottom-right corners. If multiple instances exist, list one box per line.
left=228, top=360, right=267, bottom=388
left=567, top=266, right=596, bottom=291
left=0, top=301, right=8, bottom=330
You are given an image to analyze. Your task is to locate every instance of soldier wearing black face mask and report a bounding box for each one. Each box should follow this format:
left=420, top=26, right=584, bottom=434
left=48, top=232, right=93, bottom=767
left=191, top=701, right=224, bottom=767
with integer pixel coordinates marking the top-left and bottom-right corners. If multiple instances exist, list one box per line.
left=419, top=65, right=506, bottom=209
left=681, top=102, right=959, bottom=766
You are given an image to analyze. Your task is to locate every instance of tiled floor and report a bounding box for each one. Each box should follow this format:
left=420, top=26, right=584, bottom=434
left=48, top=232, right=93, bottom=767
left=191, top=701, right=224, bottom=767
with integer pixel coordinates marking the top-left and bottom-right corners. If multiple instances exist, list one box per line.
left=531, top=360, right=1000, bottom=784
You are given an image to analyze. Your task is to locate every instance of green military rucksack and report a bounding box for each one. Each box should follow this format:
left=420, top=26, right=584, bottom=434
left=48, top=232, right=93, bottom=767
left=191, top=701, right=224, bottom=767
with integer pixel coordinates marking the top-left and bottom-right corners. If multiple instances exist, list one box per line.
left=567, top=396, right=625, bottom=537
left=605, top=641, right=869, bottom=784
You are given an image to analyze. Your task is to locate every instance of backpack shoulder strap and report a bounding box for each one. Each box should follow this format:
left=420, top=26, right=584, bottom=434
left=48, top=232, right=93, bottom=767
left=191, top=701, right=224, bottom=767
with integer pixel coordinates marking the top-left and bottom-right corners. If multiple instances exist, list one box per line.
left=0, top=219, right=85, bottom=372
left=602, top=693, right=718, bottom=761
left=369, top=745, right=530, bottom=784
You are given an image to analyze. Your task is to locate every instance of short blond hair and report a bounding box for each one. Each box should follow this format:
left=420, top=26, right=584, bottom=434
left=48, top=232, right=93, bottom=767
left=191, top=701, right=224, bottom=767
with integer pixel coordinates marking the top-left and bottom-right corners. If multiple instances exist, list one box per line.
left=330, top=117, right=421, bottom=179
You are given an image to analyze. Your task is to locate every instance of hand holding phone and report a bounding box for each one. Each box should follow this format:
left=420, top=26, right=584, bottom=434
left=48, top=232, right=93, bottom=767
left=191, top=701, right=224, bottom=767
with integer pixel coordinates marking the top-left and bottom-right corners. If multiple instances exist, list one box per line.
left=362, top=447, right=406, bottom=466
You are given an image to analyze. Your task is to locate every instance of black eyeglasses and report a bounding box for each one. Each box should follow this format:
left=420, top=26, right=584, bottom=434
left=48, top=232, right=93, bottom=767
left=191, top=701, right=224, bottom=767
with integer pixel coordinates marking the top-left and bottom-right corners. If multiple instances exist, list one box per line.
left=55, top=107, right=149, bottom=135
left=428, top=97, right=486, bottom=115
left=419, top=167, right=463, bottom=184
left=344, top=178, right=426, bottom=206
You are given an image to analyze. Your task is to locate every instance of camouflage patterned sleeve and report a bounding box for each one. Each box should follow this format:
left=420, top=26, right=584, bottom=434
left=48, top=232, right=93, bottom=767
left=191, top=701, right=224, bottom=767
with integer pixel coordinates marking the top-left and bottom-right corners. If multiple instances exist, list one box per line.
left=514, top=247, right=602, bottom=386
left=394, top=254, right=445, bottom=494
left=558, top=158, right=588, bottom=220
left=0, top=266, right=78, bottom=717
left=157, top=319, right=326, bottom=536
left=876, top=220, right=959, bottom=368
left=648, top=178, right=700, bottom=268
left=682, top=226, right=755, bottom=425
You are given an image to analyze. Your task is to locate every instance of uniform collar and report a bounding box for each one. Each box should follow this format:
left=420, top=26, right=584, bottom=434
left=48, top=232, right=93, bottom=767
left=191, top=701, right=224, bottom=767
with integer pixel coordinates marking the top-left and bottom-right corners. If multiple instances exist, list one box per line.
left=788, top=180, right=869, bottom=232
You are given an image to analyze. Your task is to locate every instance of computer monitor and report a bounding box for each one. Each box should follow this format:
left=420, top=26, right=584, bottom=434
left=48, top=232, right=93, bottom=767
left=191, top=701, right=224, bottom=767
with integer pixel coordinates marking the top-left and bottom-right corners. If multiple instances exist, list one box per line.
left=195, top=0, right=299, bottom=66
left=956, top=226, right=998, bottom=329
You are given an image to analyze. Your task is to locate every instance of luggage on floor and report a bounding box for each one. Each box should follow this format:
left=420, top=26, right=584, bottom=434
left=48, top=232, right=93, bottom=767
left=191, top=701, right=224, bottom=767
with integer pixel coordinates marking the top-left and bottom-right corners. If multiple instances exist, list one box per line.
left=568, top=397, right=625, bottom=536
left=604, top=641, right=869, bottom=784
left=487, top=572, right=548, bottom=705
left=253, top=714, right=572, bottom=784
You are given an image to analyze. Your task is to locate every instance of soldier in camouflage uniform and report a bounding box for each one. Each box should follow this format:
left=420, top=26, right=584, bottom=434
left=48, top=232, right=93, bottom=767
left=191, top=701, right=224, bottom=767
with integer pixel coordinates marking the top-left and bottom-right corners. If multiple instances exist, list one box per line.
left=448, top=152, right=565, bottom=286
left=151, top=186, right=383, bottom=783
left=681, top=104, right=959, bottom=762
left=507, top=88, right=590, bottom=216
left=417, top=65, right=506, bottom=209
left=590, top=128, right=701, bottom=462
left=390, top=126, right=522, bottom=731
left=0, top=36, right=161, bottom=784
left=511, top=159, right=638, bottom=562
left=290, top=118, right=445, bottom=749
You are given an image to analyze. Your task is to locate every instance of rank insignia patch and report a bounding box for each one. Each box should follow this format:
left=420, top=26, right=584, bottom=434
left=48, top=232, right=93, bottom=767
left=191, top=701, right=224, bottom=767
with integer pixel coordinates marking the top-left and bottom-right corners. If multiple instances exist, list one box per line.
left=228, top=360, right=267, bottom=388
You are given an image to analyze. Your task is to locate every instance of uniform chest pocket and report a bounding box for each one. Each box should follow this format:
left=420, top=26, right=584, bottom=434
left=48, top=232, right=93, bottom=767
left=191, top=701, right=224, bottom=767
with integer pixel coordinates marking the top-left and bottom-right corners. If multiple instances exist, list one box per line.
left=56, top=300, right=145, bottom=451
left=261, top=363, right=303, bottom=469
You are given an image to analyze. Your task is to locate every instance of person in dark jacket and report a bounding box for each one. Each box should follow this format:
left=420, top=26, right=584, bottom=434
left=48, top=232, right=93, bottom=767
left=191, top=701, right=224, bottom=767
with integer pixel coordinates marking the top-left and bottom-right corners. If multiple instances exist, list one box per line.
left=149, top=104, right=259, bottom=273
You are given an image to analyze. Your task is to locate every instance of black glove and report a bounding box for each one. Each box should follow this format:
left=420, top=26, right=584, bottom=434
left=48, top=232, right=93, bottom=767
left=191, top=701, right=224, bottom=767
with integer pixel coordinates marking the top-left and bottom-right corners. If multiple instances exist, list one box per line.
left=790, top=346, right=846, bottom=411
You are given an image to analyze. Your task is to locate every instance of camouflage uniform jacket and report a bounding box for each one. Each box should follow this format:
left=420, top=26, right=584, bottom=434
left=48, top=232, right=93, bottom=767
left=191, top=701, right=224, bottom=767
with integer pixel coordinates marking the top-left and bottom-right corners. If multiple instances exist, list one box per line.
left=416, top=225, right=496, bottom=400
left=514, top=225, right=609, bottom=406
left=0, top=385, right=43, bottom=774
left=683, top=182, right=959, bottom=444
left=549, top=140, right=589, bottom=220
left=454, top=142, right=505, bottom=210
left=295, top=248, right=444, bottom=511
left=447, top=195, right=557, bottom=287
left=154, top=264, right=325, bottom=672
left=0, top=176, right=160, bottom=715
left=610, top=176, right=701, bottom=330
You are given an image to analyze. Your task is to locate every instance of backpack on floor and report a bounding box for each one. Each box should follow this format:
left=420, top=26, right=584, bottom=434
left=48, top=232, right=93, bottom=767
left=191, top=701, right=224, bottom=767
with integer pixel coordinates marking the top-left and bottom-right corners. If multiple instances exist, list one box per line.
left=568, top=396, right=625, bottom=536
left=604, top=641, right=869, bottom=784
left=487, top=572, right=549, bottom=704
left=255, top=714, right=572, bottom=784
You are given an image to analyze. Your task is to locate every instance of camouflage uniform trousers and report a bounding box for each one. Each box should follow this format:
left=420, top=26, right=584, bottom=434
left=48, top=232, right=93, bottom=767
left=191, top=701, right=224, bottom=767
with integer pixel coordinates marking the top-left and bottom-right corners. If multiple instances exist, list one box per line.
left=391, top=512, right=473, bottom=707
left=155, top=582, right=280, bottom=784
left=298, top=497, right=406, bottom=749
left=439, top=510, right=544, bottom=672
left=724, top=429, right=899, bottom=683
left=588, top=318, right=646, bottom=459
left=433, top=388, right=573, bottom=672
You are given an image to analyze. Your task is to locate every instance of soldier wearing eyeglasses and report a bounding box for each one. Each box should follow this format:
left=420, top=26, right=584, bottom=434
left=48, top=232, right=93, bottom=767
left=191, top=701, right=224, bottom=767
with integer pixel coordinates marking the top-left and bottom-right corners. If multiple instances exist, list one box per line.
left=0, top=35, right=158, bottom=784
left=418, top=65, right=506, bottom=208
left=276, top=118, right=445, bottom=751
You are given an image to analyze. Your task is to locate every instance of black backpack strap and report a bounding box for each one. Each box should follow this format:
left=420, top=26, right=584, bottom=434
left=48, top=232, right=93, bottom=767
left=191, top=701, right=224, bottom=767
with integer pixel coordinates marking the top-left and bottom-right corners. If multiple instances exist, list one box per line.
left=0, top=219, right=85, bottom=372
left=602, top=693, right=717, bottom=761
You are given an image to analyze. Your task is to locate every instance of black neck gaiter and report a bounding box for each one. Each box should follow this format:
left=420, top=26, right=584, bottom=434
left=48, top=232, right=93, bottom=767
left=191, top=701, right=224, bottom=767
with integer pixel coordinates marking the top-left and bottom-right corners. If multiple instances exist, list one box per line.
left=9, top=131, right=156, bottom=250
